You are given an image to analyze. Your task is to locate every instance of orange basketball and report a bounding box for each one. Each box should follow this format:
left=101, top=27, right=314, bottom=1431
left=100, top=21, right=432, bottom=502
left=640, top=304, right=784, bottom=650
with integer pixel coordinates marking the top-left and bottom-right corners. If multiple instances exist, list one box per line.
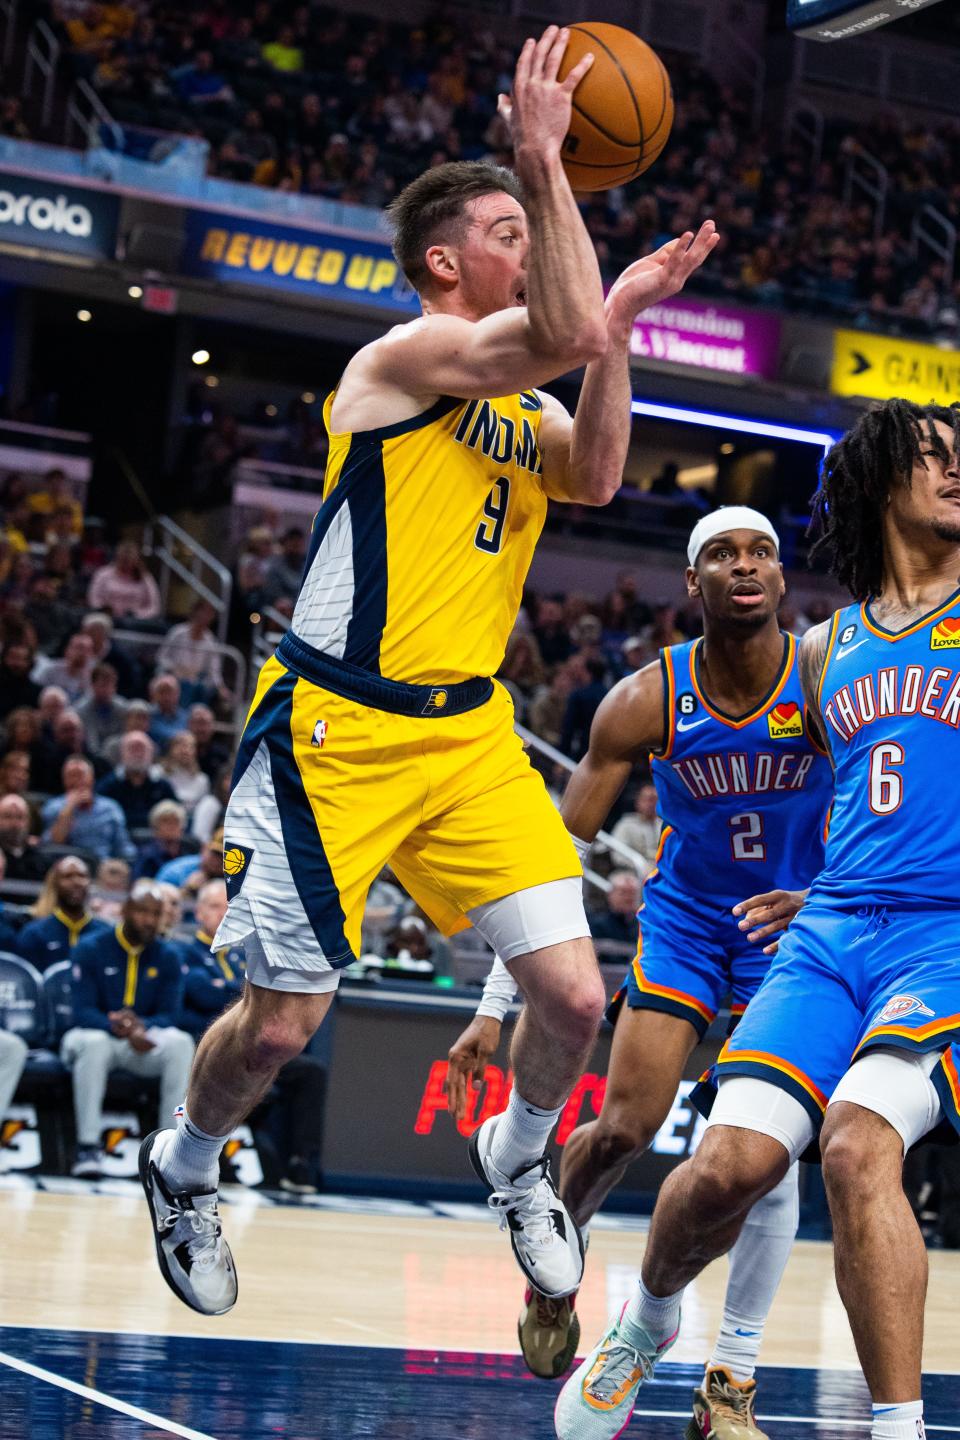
left=558, top=22, right=674, bottom=192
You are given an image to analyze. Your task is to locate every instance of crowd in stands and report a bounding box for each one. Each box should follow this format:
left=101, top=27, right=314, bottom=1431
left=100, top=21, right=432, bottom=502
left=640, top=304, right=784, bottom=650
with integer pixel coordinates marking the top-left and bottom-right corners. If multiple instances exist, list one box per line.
left=22, top=0, right=956, bottom=332
left=0, top=456, right=832, bottom=1185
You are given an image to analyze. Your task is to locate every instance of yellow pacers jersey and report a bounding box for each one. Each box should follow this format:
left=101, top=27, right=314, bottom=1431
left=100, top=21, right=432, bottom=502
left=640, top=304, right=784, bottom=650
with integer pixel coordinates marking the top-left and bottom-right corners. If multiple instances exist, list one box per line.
left=290, top=389, right=548, bottom=684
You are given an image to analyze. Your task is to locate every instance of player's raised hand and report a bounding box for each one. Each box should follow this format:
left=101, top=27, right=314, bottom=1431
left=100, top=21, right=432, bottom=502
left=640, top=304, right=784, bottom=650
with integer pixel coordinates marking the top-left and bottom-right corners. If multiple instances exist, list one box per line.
left=733, top=888, right=808, bottom=954
left=498, top=26, right=594, bottom=161
left=445, top=1014, right=503, bottom=1121
left=605, top=222, right=721, bottom=332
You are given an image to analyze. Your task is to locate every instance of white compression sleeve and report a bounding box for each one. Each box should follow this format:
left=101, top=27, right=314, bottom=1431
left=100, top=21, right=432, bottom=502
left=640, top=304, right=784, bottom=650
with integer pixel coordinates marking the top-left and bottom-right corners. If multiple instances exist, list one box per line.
left=473, top=832, right=592, bottom=1022
left=476, top=956, right=518, bottom=1022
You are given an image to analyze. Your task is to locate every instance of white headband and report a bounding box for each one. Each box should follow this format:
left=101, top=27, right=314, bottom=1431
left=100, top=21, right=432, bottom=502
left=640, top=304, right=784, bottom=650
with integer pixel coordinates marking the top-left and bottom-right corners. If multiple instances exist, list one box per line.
left=687, top=507, right=780, bottom=566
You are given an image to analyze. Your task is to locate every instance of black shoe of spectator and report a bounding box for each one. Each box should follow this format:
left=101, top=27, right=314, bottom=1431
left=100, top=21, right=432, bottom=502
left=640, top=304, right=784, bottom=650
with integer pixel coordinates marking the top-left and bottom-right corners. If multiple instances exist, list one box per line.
left=278, top=1156, right=319, bottom=1195
left=71, top=1146, right=104, bottom=1179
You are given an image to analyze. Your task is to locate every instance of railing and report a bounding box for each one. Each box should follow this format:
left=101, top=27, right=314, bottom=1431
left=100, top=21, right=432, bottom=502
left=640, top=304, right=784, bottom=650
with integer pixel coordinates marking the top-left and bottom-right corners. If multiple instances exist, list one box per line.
left=22, top=18, right=59, bottom=130
left=142, top=516, right=233, bottom=644
left=513, top=723, right=649, bottom=880
left=0, top=0, right=17, bottom=70
left=842, top=146, right=888, bottom=241
left=112, top=626, right=247, bottom=745
left=64, top=78, right=123, bottom=153
left=787, top=102, right=824, bottom=176
left=912, top=204, right=957, bottom=287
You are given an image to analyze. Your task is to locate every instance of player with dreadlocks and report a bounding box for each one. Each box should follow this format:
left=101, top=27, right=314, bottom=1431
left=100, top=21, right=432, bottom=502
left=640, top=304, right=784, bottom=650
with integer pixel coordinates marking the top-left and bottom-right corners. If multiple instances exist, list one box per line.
left=556, top=397, right=960, bottom=1440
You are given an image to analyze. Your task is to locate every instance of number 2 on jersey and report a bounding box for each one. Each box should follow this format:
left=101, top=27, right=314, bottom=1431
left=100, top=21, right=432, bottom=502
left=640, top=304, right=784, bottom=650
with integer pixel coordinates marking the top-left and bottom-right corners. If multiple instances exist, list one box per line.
left=730, top=811, right=766, bottom=861
left=475, top=476, right=511, bottom=554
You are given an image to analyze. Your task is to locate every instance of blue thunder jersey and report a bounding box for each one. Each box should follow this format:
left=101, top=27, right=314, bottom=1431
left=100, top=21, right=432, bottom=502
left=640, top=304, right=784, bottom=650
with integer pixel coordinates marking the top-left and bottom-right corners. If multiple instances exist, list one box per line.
left=649, top=633, right=833, bottom=911
left=814, top=589, right=960, bottom=907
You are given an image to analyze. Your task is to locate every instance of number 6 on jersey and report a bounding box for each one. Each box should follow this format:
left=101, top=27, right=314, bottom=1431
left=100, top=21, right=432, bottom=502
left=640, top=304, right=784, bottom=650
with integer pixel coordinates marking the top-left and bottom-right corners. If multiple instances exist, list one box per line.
left=869, top=741, right=904, bottom=815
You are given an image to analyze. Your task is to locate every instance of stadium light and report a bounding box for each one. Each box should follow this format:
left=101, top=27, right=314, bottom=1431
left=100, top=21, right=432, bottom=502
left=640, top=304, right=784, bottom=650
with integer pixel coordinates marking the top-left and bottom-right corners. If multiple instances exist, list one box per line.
left=629, top=398, right=840, bottom=458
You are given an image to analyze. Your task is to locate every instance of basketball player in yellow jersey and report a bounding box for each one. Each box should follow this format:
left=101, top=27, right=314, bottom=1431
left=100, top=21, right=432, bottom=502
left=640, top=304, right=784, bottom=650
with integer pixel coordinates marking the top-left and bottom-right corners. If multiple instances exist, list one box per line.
left=138, top=25, right=719, bottom=1318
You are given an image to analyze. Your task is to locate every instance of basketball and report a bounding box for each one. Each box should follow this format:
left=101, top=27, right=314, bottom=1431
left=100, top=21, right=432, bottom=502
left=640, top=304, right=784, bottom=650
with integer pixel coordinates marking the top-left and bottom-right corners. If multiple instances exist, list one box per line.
left=223, top=847, right=246, bottom=876
left=557, top=22, right=674, bottom=192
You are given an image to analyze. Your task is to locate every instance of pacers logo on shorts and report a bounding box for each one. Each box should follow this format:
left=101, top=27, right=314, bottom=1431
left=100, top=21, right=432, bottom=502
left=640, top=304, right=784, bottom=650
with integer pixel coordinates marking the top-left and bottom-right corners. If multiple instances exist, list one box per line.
left=930, top=617, right=960, bottom=649
left=767, top=701, right=803, bottom=739
left=223, top=842, right=254, bottom=900
left=421, top=688, right=448, bottom=716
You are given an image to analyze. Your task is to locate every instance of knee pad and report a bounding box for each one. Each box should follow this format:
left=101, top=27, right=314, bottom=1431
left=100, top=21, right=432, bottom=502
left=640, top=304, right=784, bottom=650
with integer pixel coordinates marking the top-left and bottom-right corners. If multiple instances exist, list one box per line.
left=467, top=877, right=590, bottom=962
left=706, top=1076, right=816, bottom=1166
left=828, top=1047, right=942, bottom=1151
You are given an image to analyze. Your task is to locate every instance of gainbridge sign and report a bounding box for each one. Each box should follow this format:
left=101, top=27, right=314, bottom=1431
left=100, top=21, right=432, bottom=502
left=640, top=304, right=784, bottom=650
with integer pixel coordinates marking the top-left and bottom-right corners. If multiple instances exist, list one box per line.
left=831, top=328, right=960, bottom=407
left=181, top=209, right=418, bottom=314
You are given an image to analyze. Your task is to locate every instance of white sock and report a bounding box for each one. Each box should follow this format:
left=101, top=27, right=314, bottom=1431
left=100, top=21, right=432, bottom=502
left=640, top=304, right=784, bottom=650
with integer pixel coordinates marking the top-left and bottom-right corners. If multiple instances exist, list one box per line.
left=159, top=1109, right=228, bottom=1194
left=872, top=1401, right=925, bottom=1440
left=709, top=1163, right=800, bottom=1382
left=489, top=1089, right=563, bottom=1181
left=620, top=1274, right=683, bottom=1349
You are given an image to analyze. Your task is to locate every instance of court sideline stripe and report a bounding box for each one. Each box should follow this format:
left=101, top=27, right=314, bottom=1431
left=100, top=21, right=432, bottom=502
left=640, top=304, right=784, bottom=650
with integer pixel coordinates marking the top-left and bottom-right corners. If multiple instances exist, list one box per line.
left=631, top=1411, right=960, bottom=1433
left=2, top=1342, right=959, bottom=1434
left=0, top=1349, right=217, bottom=1440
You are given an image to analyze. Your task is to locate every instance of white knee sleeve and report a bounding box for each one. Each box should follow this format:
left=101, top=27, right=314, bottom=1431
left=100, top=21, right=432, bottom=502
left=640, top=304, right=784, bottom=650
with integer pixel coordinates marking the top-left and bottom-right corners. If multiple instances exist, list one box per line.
left=745, top=1159, right=800, bottom=1233
left=467, top=878, right=590, bottom=963
left=829, top=1047, right=943, bottom=1151
left=707, top=1076, right=817, bottom=1165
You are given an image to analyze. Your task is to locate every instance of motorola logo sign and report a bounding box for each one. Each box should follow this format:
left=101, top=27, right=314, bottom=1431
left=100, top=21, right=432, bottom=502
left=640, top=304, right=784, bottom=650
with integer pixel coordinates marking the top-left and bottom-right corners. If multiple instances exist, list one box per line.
left=0, top=188, right=93, bottom=237
left=0, top=170, right=118, bottom=257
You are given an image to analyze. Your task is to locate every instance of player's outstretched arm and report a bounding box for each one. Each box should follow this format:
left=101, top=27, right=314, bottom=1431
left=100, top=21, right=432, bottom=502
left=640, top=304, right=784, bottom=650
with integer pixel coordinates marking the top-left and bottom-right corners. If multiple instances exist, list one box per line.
left=374, top=27, right=608, bottom=402
left=538, top=223, right=720, bottom=506
left=446, top=664, right=664, bottom=1103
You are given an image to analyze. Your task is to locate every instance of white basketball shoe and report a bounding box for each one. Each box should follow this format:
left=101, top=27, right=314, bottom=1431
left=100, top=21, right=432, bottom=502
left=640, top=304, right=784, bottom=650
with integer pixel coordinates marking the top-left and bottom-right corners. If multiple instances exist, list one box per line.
left=139, top=1128, right=238, bottom=1316
left=469, top=1112, right=585, bottom=1300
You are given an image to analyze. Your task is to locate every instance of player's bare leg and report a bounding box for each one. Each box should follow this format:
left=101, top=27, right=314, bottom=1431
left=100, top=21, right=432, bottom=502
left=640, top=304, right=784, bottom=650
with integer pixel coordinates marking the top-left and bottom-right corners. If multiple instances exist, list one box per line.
left=517, top=1006, right=696, bottom=1378
left=821, top=1103, right=926, bottom=1403
left=508, top=937, right=607, bottom=1108
left=554, top=1126, right=788, bottom=1438
left=642, top=1127, right=789, bottom=1294
left=561, top=1008, right=698, bottom=1225
left=139, top=984, right=333, bottom=1317
left=469, top=936, right=605, bottom=1300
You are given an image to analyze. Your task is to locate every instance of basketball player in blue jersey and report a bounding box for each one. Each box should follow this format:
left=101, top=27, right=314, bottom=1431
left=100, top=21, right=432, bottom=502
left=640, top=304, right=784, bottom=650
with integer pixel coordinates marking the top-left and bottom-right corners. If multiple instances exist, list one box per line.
left=138, top=26, right=719, bottom=1320
left=449, top=508, right=832, bottom=1439
left=557, top=399, right=960, bottom=1440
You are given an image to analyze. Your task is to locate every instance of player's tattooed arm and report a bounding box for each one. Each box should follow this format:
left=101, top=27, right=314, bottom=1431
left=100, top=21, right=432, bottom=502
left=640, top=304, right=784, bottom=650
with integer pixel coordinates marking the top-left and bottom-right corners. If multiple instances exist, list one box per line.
left=561, top=661, right=664, bottom=845
left=798, top=619, right=832, bottom=751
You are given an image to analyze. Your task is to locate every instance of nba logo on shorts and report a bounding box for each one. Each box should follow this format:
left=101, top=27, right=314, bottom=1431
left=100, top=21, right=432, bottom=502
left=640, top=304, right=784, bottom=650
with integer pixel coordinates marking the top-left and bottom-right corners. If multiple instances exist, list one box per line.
left=312, top=720, right=328, bottom=748
left=874, top=994, right=935, bottom=1024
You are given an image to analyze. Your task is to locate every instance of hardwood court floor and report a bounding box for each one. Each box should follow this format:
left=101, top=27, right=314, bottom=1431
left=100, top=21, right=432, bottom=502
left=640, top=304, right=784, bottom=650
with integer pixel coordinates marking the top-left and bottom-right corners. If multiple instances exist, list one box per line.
left=1, top=1182, right=958, bottom=1438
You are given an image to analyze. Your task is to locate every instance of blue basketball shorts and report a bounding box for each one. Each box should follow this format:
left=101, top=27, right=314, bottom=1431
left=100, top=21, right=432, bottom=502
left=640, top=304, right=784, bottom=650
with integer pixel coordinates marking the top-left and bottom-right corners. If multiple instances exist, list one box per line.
left=713, top=898, right=960, bottom=1137
left=607, top=885, right=772, bottom=1039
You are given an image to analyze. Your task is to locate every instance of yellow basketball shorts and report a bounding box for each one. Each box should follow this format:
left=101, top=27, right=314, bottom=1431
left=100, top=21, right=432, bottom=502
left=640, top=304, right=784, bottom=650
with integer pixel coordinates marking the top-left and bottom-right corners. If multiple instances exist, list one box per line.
left=214, top=632, right=581, bottom=986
